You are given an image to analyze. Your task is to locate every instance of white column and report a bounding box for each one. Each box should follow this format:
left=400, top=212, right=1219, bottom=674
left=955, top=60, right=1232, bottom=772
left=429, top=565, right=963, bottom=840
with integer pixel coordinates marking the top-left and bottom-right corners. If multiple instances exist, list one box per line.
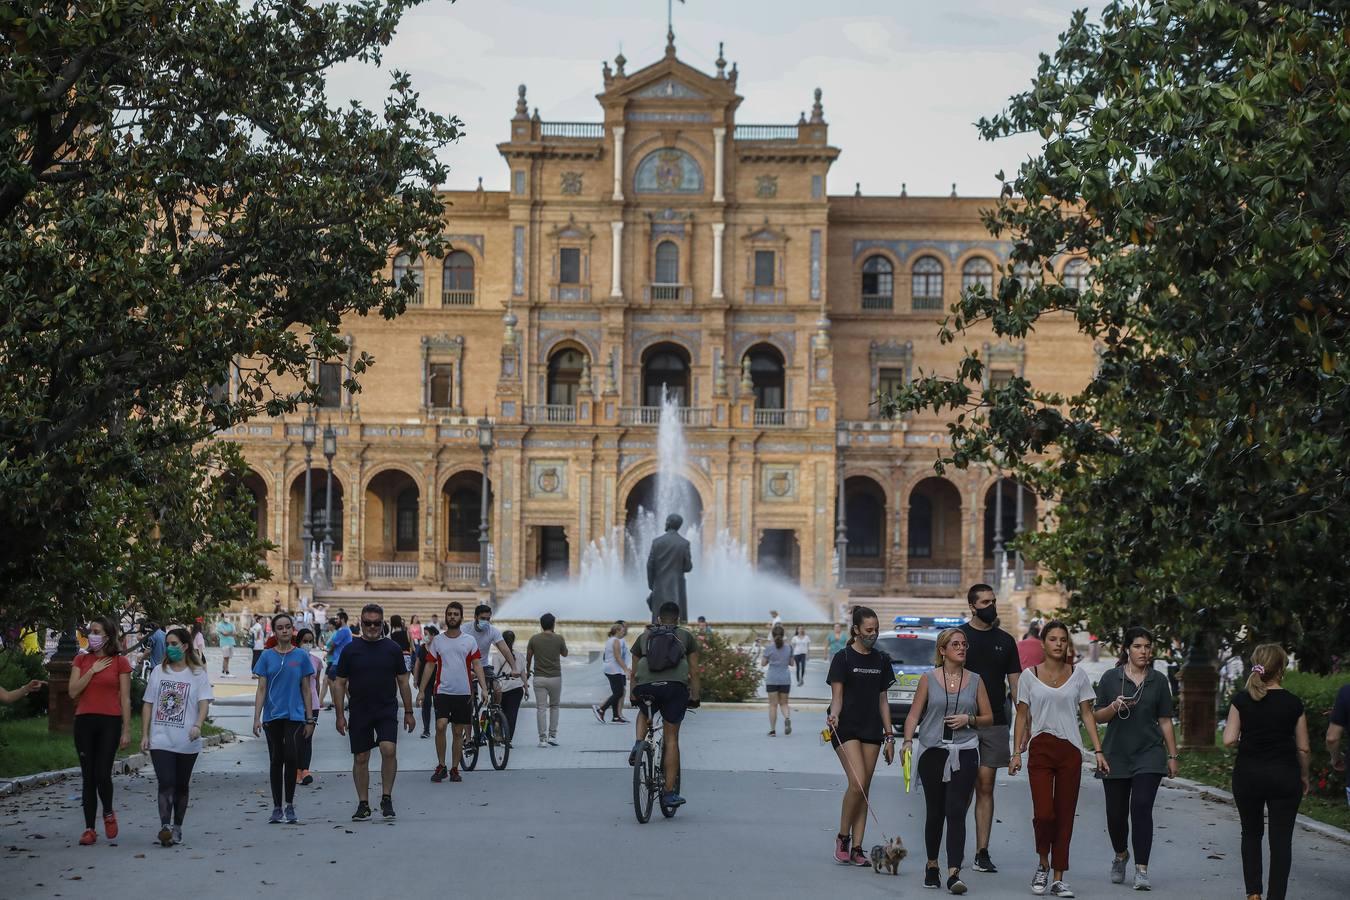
left=711, top=222, right=725, bottom=299
left=612, top=126, right=625, bottom=201
left=610, top=220, right=624, bottom=297
left=712, top=127, right=726, bottom=202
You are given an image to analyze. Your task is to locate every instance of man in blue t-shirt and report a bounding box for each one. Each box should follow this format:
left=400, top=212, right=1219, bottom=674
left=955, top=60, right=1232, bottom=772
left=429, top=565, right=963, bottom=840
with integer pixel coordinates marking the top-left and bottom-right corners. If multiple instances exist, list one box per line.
left=145, top=623, right=167, bottom=668
left=319, top=611, right=352, bottom=710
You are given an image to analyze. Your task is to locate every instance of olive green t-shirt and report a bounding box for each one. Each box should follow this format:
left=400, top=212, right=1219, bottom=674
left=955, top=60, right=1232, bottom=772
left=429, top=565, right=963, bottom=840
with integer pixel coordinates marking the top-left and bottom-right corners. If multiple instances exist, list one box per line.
left=1094, top=667, right=1174, bottom=777
left=526, top=631, right=568, bottom=678
left=631, top=625, right=698, bottom=686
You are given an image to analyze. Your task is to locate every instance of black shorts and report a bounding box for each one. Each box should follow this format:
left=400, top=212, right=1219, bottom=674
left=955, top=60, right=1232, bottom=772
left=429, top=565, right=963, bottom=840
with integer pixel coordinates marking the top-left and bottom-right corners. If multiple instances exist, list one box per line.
left=766, top=683, right=791, bottom=695
left=632, top=681, right=689, bottom=724
left=433, top=694, right=472, bottom=725
left=348, top=712, right=398, bottom=754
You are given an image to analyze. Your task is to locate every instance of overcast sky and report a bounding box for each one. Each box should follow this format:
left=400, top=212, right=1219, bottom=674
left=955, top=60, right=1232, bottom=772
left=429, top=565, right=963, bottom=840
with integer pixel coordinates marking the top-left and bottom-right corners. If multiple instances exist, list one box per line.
left=328, top=0, right=1104, bottom=198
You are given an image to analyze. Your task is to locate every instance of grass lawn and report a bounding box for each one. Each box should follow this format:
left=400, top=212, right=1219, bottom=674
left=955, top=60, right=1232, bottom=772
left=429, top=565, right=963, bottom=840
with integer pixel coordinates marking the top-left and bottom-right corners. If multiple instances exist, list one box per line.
left=1176, top=735, right=1350, bottom=833
left=0, top=715, right=227, bottom=780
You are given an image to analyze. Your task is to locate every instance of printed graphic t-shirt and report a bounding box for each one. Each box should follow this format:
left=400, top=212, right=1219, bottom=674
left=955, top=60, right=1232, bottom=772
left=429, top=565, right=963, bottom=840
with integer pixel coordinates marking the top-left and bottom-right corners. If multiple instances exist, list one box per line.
left=73, top=652, right=133, bottom=717
left=826, top=645, right=896, bottom=742
left=145, top=665, right=214, bottom=753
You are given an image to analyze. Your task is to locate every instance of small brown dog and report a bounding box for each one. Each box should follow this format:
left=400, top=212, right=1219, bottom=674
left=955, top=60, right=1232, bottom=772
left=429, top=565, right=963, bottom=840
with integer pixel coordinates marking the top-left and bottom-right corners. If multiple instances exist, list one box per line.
left=869, top=836, right=907, bottom=875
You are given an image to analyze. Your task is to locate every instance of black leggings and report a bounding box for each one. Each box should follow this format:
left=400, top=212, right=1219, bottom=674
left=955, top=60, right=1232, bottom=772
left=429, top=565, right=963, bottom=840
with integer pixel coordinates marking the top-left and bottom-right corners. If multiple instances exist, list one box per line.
left=918, top=747, right=980, bottom=870
left=1232, top=764, right=1302, bottom=900
left=297, top=726, right=313, bottom=772
left=73, top=714, right=122, bottom=828
left=149, top=750, right=198, bottom=826
left=500, top=687, right=524, bottom=739
left=1102, top=773, right=1163, bottom=865
left=420, top=687, right=434, bottom=733
left=597, top=673, right=627, bottom=720
left=794, top=654, right=807, bottom=681
left=263, top=720, right=303, bottom=807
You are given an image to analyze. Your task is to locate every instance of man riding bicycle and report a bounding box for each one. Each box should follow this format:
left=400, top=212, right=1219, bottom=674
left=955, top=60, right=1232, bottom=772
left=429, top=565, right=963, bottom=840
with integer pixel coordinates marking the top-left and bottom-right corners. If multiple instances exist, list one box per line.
left=628, top=600, right=700, bottom=809
left=469, top=605, right=521, bottom=744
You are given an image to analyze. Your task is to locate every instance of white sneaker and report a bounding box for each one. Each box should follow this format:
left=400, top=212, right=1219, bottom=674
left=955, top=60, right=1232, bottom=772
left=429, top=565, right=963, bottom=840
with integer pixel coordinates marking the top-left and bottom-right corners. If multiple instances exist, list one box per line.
left=537, top=739, right=548, bottom=748
left=1133, top=868, right=1151, bottom=891
left=1049, top=881, right=1074, bottom=898
left=591, top=704, right=604, bottom=723
left=1031, top=865, right=1050, bottom=895
left=547, top=738, right=559, bottom=746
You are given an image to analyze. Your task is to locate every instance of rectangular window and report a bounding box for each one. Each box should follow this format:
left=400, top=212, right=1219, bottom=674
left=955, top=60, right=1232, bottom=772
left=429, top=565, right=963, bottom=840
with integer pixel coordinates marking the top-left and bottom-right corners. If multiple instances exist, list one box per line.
left=559, top=247, right=581, bottom=284
left=512, top=171, right=526, bottom=194
left=877, top=368, right=905, bottom=418
left=318, top=362, right=343, bottom=408
left=396, top=503, right=418, bottom=552
left=429, top=363, right=455, bottom=408
left=754, top=250, right=775, bottom=287
left=811, top=174, right=823, bottom=200
left=989, top=368, right=1014, bottom=390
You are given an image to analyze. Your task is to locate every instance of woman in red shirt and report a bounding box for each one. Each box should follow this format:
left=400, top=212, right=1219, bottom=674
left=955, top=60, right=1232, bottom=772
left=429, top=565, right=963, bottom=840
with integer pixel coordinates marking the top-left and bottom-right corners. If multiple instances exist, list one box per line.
left=68, top=616, right=132, bottom=846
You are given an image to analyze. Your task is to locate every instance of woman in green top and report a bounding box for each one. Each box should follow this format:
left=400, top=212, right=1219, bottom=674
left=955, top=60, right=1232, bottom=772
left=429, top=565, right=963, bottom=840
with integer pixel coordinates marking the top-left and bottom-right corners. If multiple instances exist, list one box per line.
left=1091, top=626, right=1180, bottom=892
left=214, top=618, right=237, bottom=676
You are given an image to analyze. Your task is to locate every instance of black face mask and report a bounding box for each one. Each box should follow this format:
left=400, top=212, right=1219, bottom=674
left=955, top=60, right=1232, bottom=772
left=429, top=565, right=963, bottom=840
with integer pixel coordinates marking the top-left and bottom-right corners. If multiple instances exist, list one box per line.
left=974, top=604, right=998, bottom=625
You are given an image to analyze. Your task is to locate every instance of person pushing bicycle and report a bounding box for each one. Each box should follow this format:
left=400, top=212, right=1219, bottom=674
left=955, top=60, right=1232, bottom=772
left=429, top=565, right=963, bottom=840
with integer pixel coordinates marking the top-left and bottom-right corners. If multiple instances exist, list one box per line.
left=628, top=601, right=700, bottom=809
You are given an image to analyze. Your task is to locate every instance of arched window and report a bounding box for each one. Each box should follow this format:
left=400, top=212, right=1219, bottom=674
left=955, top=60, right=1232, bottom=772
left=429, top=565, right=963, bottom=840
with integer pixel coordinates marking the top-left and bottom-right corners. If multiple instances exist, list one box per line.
left=547, top=347, right=586, bottom=406
left=961, top=257, right=994, bottom=296
left=633, top=148, right=704, bottom=193
left=392, top=253, right=423, bottom=305
left=911, top=256, right=944, bottom=310
left=861, top=255, right=894, bottom=309
left=443, top=251, right=474, bottom=305
left=1013, top=261, right=1040, bottom=292
left=654, top=241, right=679, bottom=285
left=745, top=344, right=785, bottom=410
left=395, top=487, right=419, bottom=552
left=642, top=343, right=690, bottom=407
left=1062, top=258, right=1089, bottom=292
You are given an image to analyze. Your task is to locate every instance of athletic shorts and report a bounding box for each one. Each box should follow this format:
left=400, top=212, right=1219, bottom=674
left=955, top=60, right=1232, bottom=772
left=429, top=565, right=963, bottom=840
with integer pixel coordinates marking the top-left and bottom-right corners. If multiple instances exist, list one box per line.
left=632, top=681, right=689, bottom=725
left=765, top=683, right=791, bottom=695
left=975, top=723, right=1012, bottom=768
left=832, top=729, right=884, bottom=747
left=220, top=646, right=232, bottom=658
left=348, top=711, right=399, bottom=754
left=433, top=693, right=472, bottom=725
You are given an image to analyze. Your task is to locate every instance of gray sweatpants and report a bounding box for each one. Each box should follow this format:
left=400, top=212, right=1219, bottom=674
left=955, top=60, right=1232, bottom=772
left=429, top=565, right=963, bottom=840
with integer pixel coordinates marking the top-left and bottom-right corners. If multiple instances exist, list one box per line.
left=533, top=676, right=561, bottom=739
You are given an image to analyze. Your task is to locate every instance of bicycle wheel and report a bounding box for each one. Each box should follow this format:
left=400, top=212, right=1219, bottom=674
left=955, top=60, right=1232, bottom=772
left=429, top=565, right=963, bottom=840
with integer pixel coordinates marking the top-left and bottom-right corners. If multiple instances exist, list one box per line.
left=460, top=722, right=480, bottom=771
left=488, top=709, right=510, bottom=770
left=632, top=741, right=654, bottom=824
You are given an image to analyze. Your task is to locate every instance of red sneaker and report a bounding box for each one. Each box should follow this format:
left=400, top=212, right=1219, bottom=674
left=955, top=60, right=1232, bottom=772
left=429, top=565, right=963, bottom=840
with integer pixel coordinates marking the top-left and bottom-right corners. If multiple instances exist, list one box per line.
left=102, top=812, right=118, bottom=840
left=850, top=847, right=870, bottom=867
left=834, top=834, right=851, bottom=864
left=79, top=829, right=97, bottom=846
left=449, top=768, right=462, bottom=783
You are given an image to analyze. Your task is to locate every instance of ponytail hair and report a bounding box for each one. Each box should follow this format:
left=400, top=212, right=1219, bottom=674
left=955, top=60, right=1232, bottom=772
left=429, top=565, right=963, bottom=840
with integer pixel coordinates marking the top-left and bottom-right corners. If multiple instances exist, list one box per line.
left=772, top=624, right=785, bottom=647
left=1115, top=626, right=1154, bottom=667
left=850, top=605, right=877, bottom=639
left=1246, top=643, right=1287, bottom=701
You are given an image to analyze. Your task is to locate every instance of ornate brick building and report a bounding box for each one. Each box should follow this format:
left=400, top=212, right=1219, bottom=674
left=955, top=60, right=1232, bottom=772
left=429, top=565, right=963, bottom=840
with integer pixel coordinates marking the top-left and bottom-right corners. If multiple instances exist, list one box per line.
left=223, top=37, right=1095, bottom=615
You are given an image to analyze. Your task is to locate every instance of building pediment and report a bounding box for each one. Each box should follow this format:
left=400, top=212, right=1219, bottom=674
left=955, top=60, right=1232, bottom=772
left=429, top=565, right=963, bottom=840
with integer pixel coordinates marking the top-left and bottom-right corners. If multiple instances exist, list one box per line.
left=599, top=41, right=741, bottom=112
left=633, top=77, right=705, bottom=100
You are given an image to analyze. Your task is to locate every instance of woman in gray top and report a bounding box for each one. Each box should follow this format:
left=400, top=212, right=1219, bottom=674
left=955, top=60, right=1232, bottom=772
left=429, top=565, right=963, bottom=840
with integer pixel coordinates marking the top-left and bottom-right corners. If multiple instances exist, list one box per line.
left=762, top=625, right=794, bottom=736
left=903, top=627, right=994, bottom=895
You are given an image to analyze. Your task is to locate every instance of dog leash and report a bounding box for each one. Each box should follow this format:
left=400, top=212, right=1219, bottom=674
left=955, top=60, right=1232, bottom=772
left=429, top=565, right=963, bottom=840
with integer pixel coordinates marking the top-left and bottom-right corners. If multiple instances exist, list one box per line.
left=828, top=728, right=893, bottom=843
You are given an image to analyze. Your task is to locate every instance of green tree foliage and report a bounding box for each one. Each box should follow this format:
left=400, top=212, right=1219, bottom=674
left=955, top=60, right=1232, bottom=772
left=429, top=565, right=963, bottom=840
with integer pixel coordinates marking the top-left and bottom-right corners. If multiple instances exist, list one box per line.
left=0, top=0, right=459, bottom=631
left=883, top=1, right=1349, bottom=671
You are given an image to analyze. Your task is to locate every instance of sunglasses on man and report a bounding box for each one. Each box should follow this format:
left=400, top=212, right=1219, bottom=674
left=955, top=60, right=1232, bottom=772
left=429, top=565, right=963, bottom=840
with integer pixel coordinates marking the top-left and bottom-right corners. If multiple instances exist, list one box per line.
left=361, top=619, right=384, bottom=629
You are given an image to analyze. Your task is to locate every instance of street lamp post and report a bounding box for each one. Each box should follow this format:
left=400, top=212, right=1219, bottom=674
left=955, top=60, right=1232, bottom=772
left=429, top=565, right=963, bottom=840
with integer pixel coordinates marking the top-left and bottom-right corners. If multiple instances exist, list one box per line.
left=477, top=417, right=494, bottom=589
left=322, top=423, right=337, bottom=587
left=301, top=416, right=316, bottom=584
left=835, top=422, right=848, bottom=589
left=992, top=473, right=1006, bottom=586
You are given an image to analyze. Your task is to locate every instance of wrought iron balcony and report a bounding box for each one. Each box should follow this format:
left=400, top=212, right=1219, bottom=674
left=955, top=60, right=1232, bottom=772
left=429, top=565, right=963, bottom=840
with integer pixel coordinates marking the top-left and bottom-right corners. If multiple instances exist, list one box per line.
left=861, top=293, right=894, bottom=310
left=441, top=290, right=475, bottom=307
left=620, top=406, right=712, bottom=427
left=734, top=124, right=798, bottom=141
left=645, top=284, right=690, bottom=302
left=752, top=409, right=808, bottom=429
left=540, top=121, right=605, bottom=139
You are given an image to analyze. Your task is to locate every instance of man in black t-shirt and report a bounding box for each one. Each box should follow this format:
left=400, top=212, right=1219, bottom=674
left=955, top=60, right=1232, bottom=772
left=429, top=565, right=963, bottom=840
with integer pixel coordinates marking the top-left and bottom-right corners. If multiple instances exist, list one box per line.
left=333, top=603, right=415, bottom=821
left=958, top=583, right=1022, bottom=875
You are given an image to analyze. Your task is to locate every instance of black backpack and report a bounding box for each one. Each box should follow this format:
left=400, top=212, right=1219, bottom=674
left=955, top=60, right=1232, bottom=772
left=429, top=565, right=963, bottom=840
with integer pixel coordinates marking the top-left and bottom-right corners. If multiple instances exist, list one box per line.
left=645, top=625, right=686, bottom=673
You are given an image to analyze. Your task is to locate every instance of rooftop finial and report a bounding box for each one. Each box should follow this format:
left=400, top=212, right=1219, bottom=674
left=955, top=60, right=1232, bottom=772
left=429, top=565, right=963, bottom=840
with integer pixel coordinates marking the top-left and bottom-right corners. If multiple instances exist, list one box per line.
left=810, top=87, right=825, bottom=124
left=900, top=182, right=907, bottom=198
left=615, top=49, right=626, bottom=76
left=854, top=182, right=862, bottom=197
left=515, top=84, right=528, bottom=118
left=950, top=182, right=958, bottom=198
left=665, top=25, right=676, bottom=57
left=715, top=41, right=726, bottom=77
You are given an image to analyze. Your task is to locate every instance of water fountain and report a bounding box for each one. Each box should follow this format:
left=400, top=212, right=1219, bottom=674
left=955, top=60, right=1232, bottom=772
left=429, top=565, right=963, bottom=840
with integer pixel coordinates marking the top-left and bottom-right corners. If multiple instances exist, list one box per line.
left=497, top=393, right=827, bottom=623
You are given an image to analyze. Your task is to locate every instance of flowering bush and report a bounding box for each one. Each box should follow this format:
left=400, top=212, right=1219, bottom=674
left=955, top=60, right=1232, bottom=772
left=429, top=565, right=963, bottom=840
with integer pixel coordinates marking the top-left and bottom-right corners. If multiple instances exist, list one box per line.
left=693, top=630, right=763, bottom=702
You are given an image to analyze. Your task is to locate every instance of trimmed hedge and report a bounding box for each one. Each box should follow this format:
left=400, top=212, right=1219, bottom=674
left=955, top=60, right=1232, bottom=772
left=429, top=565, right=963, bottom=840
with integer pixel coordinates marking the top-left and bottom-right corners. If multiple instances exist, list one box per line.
left=693, top=630, right=763, bottom=703
left=1283, top=670, right=1350, bottom=800
left=0, top=650, right=48, bottom=721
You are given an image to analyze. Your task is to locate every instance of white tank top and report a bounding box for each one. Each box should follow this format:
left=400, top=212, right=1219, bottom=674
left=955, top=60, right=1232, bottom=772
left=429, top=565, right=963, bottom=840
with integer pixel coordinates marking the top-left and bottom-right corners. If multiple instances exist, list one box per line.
left=602, top=636, right=630, bottom=675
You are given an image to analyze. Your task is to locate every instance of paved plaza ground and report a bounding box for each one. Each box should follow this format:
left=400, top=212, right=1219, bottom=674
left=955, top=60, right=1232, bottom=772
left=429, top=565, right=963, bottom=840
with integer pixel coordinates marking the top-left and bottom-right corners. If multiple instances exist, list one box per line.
left=2, top=672, right=1346, bottom=899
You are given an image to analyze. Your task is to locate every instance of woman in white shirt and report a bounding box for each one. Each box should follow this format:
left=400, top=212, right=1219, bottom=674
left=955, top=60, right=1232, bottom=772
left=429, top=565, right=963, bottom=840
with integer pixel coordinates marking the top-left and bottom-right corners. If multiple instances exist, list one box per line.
left=140, top=627, right=213, bottom=847
left=1010, top=620, right=1107, bottom=898
left=492, top=630, right=529, bottom=740
left=593, top=622, right=631, bottom=724
left=790, top=626, right=811, bottom=686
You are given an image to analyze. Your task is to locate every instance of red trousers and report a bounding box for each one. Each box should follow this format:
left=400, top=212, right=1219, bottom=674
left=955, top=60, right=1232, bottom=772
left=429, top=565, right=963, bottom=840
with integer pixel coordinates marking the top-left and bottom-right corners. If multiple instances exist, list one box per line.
left=1028, top=733, right=1082, bottom=872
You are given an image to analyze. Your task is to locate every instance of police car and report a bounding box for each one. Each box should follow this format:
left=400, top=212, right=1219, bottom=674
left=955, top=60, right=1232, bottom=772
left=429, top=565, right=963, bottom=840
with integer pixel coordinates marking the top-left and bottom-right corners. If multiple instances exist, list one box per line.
left=878, top=616, right=966, bottom=723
